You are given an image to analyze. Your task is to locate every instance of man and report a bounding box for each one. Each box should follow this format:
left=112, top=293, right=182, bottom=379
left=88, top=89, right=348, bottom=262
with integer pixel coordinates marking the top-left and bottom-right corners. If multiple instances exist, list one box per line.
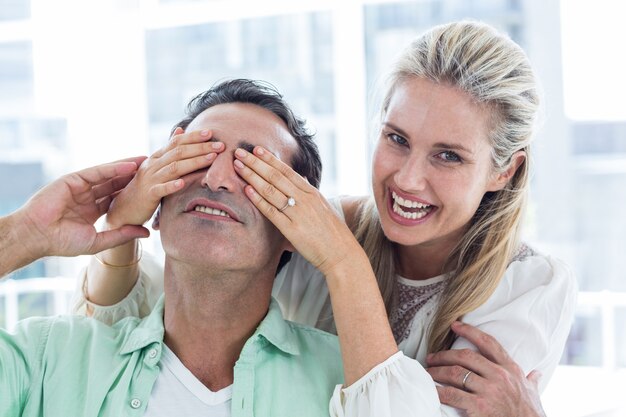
left=0, top=79, right=343, bottom=417
left=0, top=157, right=149, bottom=278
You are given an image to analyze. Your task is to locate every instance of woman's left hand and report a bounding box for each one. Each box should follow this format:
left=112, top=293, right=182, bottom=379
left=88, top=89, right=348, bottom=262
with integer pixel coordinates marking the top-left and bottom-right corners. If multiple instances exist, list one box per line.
left=233, top=146, right=364, bottom=276
left=235, top=146, right=398, bottom=386
left=426, top=321, right=546, bottom=417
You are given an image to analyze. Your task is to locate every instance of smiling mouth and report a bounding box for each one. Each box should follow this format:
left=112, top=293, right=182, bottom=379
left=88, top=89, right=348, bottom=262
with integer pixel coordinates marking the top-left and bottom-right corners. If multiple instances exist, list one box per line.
left=391, top=191, right=435, bottom=220
left=193, top=205, right=231, bottom=219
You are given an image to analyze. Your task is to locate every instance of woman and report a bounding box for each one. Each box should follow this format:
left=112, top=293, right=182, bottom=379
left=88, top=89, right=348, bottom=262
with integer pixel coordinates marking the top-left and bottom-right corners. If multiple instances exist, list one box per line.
left=77, top=21, right=575, bottom=416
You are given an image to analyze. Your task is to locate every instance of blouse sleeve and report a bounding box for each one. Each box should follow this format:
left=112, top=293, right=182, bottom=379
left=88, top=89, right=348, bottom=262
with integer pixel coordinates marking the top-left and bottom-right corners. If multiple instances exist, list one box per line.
left=70, top=253, right=165, bottom=325
left=330, top=351, right=441, bottom=417
left=454, top=254, right=578, bottom=392
left=329, top=253, right=577, bottom=417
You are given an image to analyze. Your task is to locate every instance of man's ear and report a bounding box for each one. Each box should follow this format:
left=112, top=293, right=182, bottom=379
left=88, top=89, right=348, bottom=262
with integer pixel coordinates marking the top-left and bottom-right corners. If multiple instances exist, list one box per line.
left=152, top=208, right=161, bottom=230
left=487, top=151, right=526, bottom=192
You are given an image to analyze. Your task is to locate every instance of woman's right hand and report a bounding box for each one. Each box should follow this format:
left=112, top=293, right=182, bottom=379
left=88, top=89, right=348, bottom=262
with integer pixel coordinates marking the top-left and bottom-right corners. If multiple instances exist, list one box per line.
left=105, top=128, right=225, bottom=229
left=83, top=128, right=224, bottom=311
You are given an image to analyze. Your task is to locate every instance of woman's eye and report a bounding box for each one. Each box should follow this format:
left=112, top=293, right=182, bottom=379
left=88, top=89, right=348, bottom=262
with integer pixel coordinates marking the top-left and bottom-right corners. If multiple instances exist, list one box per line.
left=387, top=133, right=408, bottom=146
left=436, top=151, right=462, bottom=162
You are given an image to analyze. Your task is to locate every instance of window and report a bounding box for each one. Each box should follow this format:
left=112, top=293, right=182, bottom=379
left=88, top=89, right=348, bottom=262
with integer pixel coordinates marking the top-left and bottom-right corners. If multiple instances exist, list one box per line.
left=0, top=41, right=33, bottom=113
left=0, top=0, right=30, bottom=21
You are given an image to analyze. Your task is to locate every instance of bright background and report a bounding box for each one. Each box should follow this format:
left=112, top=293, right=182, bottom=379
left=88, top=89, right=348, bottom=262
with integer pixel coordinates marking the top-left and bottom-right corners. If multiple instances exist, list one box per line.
left=1, top=0, right=625, bottom=415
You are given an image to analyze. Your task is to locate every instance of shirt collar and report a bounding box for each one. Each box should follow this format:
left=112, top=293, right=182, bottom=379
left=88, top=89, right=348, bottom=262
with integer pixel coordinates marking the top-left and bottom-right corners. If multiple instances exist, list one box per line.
left=120, top=296, right=166, bottom=355
left=252, top=297, right=300, bottom=356
left=120, top=296, right=300, bottom=356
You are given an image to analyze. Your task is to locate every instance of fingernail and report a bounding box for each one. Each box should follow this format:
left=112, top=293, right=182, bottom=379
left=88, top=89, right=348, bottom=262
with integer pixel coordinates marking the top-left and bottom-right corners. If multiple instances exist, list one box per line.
left=211, top=142, right=222, bottom=150
left=201, top=129, right=210, bottom=137
left=206, top=153, right=216, bottom=160
left=174, top=179, right=182, bottom=187
left=235, top=148, right=247, bottom=158
left=256, top=147, right=265, bottom=155
left=234, top=159, right=244, bottom=169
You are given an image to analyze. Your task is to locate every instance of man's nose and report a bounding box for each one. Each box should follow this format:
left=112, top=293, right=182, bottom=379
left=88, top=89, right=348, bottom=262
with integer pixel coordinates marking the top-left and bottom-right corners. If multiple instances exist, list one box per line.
left=200, top=152, right=242, bottom=192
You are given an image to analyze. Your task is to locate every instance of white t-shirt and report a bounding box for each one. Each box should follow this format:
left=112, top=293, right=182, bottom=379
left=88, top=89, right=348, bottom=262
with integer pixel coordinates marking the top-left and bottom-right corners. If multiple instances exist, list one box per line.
left=145, top=345, right=232, bottom=417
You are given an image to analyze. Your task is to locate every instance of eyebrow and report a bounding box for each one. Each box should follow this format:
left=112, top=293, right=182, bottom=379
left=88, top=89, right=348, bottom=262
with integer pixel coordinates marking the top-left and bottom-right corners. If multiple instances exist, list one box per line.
left=433, top=142, right=474, bottom=155
left=383, top=122, right=474, bottom=155
left=208, top=137, right=256, bottom=154
left=382, top=122, right=411, bottom=139
left=237, top=140, right=256, bottom=154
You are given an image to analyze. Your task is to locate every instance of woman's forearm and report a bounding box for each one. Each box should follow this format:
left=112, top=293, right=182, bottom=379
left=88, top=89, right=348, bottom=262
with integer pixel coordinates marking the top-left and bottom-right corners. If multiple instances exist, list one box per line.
left=323, top=250, right=399, bottom=386
left=86, top=233, right=140, bottom=306
left=232, top=147, right=399, bottom=386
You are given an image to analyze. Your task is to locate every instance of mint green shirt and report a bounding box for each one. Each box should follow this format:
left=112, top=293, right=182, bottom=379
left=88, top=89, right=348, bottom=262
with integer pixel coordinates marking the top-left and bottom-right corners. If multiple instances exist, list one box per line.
left=0, top=296, right=344, bottom=417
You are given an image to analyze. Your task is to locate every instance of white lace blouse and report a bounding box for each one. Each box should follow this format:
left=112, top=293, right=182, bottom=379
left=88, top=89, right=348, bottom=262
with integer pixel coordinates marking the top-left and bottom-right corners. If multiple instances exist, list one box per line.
left=73, top=200, right=577, bottom=417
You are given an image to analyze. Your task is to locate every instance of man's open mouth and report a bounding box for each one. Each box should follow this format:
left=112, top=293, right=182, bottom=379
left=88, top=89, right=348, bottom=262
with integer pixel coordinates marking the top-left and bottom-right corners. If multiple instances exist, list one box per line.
left=193, top=205, right=231, bottom=219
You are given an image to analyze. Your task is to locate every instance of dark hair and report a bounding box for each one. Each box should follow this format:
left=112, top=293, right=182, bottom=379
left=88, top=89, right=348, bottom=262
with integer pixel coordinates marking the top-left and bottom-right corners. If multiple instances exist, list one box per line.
left=174, top=78, right=322, bottom=188
left=175, top=79, right=322, bottom=273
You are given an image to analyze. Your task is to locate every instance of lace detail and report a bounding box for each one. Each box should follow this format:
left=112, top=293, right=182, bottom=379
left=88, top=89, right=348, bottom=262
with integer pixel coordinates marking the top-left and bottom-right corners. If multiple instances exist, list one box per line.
left=511, top=243, right=537, bottom=264
left=388, top=243, right=536, bottom=343
left=390, top=279, right=447, bottom=343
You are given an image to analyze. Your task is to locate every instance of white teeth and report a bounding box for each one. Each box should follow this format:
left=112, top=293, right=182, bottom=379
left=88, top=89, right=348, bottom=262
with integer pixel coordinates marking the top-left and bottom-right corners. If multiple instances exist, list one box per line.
left=194, top=205, right=230, bottom=218
left=392, top=202, right=430, bottom=219
left=390, top=191, right=433, bottom=220
left=391, top=191, right=432, bottom=210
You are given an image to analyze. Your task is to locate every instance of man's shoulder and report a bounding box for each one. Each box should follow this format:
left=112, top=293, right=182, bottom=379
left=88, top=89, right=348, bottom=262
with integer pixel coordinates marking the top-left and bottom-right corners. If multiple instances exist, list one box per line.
left=280, top=320, right=345, bottom=383
left=54, top=312, right=141, bottom=330
left=13, top=313, right=143, bottom=347
left=286, top=320, right=338, bottom=341
left=285, top=320, right=341, bottom=356
left=1, top=314, right=141, bottom=373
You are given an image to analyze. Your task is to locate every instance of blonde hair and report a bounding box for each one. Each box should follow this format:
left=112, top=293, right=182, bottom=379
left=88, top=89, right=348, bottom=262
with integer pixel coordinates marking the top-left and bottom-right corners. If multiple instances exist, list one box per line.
left=354, top=21, right=539, bottom=353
